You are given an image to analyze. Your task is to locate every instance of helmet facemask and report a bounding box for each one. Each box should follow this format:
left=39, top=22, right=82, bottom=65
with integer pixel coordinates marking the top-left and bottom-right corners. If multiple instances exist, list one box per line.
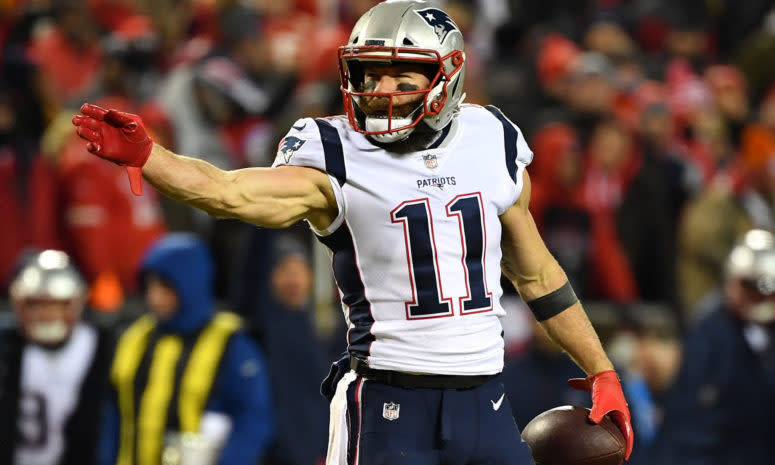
left=338, top=45, right=464, bottom=143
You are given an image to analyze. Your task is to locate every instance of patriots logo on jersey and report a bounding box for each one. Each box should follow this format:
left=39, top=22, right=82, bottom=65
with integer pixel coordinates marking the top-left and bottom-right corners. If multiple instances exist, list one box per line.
left=278, top=136, right=306, bottom=163
left=416, top=8, right=457, bottom=43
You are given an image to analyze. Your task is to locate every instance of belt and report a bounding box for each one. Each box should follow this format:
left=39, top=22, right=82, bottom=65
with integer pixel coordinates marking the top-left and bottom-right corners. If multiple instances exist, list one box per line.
left=350, top=357, right=497, bottom=390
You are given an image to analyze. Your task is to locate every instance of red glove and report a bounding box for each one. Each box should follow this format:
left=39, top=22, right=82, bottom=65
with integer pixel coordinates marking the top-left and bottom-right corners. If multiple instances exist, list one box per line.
left=568, top=370, right=634, bottom=460
left=72, top=103, right=153, bottom=196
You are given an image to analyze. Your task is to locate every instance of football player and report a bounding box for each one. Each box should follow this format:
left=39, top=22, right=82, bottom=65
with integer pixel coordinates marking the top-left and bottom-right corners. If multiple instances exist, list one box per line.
left=72, top=1, right=633, bottom=463
left=0, top=250, right=113, bottom=465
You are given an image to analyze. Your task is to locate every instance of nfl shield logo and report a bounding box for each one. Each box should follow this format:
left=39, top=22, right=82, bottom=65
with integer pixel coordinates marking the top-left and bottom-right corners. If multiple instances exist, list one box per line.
left=423, top=154, right=438, bottom=169
left=382, top=402, right=400, bottom=421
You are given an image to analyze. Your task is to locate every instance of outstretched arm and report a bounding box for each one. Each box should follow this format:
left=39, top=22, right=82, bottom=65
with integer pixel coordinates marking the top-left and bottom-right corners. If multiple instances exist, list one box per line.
left=499, top=170, right=633, bottom=460
left=72, top=104, right=338, bottom=230
left=143, top=144, right=337, bottom=229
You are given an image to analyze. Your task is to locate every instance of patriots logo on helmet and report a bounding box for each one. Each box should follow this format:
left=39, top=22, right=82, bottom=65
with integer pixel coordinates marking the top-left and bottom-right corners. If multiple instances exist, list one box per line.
left=278, top=136, right=306, bottom=163
left=416, top=8, right=457, bottom=43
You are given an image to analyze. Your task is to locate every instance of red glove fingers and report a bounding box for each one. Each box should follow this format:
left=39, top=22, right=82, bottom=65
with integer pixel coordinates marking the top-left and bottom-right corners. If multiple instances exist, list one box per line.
left=80, top=103, right=109, bottom=120
left=72, top=103, right=154, bottom=196
left=104, top=109, right=136, bottom=126
left=75, top=126, right=100, bottom=144
left=568, top=370, right=634, bottom=460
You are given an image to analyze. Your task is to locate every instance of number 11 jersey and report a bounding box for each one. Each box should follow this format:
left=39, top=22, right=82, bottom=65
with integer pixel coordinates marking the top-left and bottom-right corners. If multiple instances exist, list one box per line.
left=273, top=104, right=534, bottom=375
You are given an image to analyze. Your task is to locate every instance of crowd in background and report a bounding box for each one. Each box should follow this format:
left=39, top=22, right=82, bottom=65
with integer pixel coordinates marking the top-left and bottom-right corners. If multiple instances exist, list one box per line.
left=2, top=0, right=775, bottom=464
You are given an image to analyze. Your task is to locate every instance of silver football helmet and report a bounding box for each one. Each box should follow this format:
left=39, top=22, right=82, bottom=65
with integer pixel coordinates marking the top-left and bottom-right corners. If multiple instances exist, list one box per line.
left=338, top=0, right=466, bottom=143
left=726, top=229, right=775, bottom=323
left=10, top=250, right=87, bottom=343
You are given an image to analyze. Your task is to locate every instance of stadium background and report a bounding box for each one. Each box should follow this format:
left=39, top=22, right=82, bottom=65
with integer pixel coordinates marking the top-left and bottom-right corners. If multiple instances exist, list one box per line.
left=2, top=0, right=775, bottom=464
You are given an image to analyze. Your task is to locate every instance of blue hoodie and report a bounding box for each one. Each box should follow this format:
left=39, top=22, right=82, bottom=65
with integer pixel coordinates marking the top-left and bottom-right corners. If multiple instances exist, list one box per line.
left=141, top=233, right=215, bottom=334
left=100, top=233, right=274, bottom=465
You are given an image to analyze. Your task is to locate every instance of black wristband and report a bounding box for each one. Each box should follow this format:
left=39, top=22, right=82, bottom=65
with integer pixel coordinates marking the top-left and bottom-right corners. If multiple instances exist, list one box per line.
left=526, top=281, right=578, bottom=321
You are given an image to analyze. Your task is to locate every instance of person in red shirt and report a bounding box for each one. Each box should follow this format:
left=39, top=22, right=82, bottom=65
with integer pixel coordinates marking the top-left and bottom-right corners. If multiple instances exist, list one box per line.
left=530, top=121, right=638, bottom=302
left=48, top=100, right=167, bottom=307
left=0, top=86, right=59, bottom=293
left=27, top=0, right=102, bottom=106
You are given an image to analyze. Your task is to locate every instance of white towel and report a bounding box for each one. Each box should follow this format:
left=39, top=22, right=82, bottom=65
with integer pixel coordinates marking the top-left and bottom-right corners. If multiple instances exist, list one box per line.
left=326, top=371, right=358, bottom=465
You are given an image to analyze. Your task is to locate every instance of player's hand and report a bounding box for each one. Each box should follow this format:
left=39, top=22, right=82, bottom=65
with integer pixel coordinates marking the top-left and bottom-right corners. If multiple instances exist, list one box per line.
left=568, top=370, right=633, bottom=460
left=72, top=103, right=153, bottom=196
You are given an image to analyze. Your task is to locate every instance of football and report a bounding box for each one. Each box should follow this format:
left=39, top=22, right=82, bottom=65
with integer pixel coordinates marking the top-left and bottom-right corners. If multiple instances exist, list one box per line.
left=520, top=405, right=625, bottom=465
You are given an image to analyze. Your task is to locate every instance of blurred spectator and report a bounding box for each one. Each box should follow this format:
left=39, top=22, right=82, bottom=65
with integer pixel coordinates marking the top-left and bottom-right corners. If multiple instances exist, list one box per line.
left=529, top=122, right=589, bottom=291
left=683, top=107, right=736, bottom=184
left=536, top=33, right=581, bottom=110
left=649, top=229, right=775, bottom=465
left=665, top=58, right=713, bottom=136
left=678, top=103, right=775, bottom=316
left=41, top=109, right=167, bottom=309
left=617, top=94, right=700, bottom=307
left=150, top=0, right=219, bottom=69
left=581, top=117, right=639, bottom=301
left=663, top=4, right=711, bottom=70
left=565, top=52, right=619, bottom=140
left=529, top=121, right=634, bottom=301
left=584, top=20, right=637, bottom=63
left=704, top=64, right=751, bottom=146
left=101, top=233, right=274, bottom=465
left=0, top=86, right=59, bottom=293
left=156, top=4, right=297, bottom=301
left=736, top=5, right=775, bottom=104
left=606, top=305, right=682, bottom=464
left=0, top=250, right=114, bottom=465
left=254, top=236, right=328, bottom=465
left=27, top=0, right=102, bottom=107
left=87, top=14, right=164, bottom=104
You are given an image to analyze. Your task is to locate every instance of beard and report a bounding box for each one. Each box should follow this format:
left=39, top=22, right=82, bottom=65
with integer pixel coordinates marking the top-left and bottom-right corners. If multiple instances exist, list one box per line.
left=359, top=95, right=422, bottom=118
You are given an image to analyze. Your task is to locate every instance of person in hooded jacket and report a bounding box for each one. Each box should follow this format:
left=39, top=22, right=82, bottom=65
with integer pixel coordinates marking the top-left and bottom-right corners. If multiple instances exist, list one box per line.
left=99, top=233, right=274, bottom=465
left=252, top=236, right=329, bottom=465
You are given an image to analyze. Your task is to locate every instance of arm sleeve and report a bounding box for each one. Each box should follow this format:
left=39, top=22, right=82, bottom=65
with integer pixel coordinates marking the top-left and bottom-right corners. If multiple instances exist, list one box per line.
left=213, top=333, right=275, bottom=465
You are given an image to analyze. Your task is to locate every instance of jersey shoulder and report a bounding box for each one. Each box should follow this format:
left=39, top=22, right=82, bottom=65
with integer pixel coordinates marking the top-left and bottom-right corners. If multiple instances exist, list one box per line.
left=272, top=117, right=327, bottom=170
left=272, top=115, right=362, bottom=167
left=458, top=104, right=534, bottom=169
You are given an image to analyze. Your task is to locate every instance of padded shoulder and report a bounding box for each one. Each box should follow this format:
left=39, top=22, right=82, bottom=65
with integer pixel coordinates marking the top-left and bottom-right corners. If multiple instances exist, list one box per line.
left=272, top=117, right=347, bottom=186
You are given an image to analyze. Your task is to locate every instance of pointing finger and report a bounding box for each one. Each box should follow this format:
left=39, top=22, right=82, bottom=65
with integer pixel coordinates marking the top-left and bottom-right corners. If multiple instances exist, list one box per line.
left=80, top=103, right=108, bottom=121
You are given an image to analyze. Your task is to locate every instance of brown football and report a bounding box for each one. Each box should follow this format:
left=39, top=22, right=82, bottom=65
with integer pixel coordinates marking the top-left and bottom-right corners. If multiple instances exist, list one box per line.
left=520, top=405, right=625, bottom=465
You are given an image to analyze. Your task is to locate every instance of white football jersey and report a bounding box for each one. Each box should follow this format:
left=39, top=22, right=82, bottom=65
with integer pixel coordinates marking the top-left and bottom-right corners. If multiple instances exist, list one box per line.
left=273, top=104, right=533, bottom=375
left=15, top=323, right=98, bottom=465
